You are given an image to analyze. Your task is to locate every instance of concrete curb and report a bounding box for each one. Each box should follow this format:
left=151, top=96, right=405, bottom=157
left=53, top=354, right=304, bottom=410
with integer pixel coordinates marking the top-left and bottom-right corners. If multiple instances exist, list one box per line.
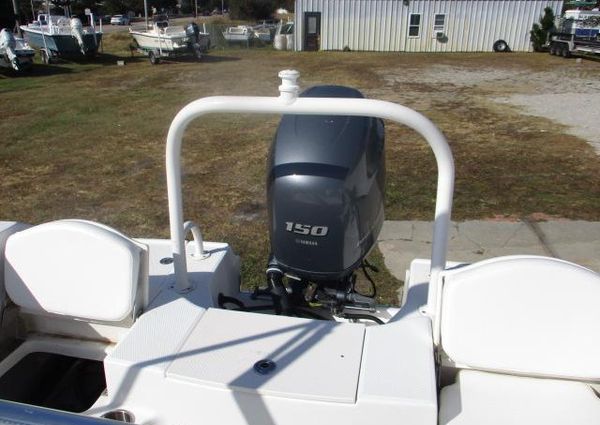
left=378, top=220, right=600, bottom=281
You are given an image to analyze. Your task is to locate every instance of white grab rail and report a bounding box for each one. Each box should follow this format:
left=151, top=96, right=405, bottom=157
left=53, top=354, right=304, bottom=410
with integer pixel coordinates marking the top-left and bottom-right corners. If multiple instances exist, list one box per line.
left=183, top=220, right=209, bottom=260
left=165, top=70, right=454, bottom=338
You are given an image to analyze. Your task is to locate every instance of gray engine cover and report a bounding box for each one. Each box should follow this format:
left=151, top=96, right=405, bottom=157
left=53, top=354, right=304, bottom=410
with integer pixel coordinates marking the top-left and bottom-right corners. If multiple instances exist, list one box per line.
left=267, top=85, right=385, bottom=281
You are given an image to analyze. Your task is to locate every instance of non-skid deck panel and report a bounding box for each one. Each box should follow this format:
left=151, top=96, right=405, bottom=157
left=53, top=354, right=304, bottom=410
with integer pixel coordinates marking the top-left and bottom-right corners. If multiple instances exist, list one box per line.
left=167, top=308, right=365, bottom=403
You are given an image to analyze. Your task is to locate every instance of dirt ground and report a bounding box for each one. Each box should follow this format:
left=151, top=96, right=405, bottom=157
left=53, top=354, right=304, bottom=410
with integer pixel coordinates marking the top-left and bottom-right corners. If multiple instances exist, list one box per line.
left=373, top=57, right=600, bottom=154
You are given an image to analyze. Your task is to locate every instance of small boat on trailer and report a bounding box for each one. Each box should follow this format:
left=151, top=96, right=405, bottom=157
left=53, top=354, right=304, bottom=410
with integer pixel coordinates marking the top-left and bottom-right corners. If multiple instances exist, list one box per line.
left=252, top=21, right=277, bottom=42
left=223, top=25, right=254, bottom=44
left=0, top=29, right=34, bottom=72
left=0, top=71, right=599, bottom=425
left=20, top=14, right=102, bottom=64
left=129, top=17, right=210, bottom=65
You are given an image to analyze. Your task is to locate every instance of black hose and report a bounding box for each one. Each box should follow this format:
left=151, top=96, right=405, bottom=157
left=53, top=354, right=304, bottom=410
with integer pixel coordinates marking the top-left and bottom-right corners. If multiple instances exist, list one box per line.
left=341, top=312, right=384, bottom=325
left=218, top=293, right=275, bottom=313
left=353, top=262, right=377, bottom=298
left=218, top=293, right=245, bottom=310
left=294, top=307, right=334, bottom=321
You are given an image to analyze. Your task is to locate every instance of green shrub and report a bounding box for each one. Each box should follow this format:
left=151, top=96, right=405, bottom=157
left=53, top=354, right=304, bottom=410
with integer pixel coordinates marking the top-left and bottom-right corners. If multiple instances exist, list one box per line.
left=228, top=0, right=276, bottom=20
left=530, top=7, right=556, bottom=51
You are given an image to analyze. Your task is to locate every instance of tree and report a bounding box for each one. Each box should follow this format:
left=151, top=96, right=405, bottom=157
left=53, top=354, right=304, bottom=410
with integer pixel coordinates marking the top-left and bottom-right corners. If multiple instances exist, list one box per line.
left=70, top=0, right=101, bottom=17
left=279, top=0, right=293, bottom=12
left=530, top=7, right=556, bottom=51
left=228, top=0, right=276, bottom=20
left=101, top=0, right=144, bottom=15
left=1, top=0, right=16, bottom=30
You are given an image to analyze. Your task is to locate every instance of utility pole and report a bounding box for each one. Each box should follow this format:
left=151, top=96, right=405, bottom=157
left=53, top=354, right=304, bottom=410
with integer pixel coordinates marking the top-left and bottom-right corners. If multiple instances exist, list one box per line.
left=12, top=0, right=23, bottom=36
left=144, top=0, right=148, bottom=28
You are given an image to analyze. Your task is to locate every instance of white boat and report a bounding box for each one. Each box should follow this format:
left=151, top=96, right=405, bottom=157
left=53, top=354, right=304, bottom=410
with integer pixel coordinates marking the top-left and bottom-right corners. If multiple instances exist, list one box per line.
left=0, top=70, right=598, bottom=425
left=273, top=21, right=294, bottom=50
left=223, top=25, right=254, bottom=42
left=252, top=20, right=278, bottom=42
left=253, top=26, right=273, bottom=42
left=130, top=17, right=210, bottom=64
left=0, top=29, right=34, bottom=72
left=20, top=14, right=102, bottom=63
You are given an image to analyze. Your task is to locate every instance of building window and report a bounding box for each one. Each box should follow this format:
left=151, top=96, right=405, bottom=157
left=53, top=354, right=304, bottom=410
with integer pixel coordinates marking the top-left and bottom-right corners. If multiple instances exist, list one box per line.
left=408, top=13, right=421, bottom=37
left=307, top=16, right=317, bottom=34
left=433, top=13, right=446, bottom=36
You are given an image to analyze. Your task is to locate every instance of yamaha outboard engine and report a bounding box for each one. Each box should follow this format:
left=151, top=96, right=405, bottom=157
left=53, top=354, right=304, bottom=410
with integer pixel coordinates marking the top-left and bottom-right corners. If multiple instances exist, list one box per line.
left=264, top=86, right=385, bottom=320
left=0, top=29, right=19, bottom=71
left=184, top=22, right=204, bottom=57
left=185, top=22, right=200, bottom=40
left=70, top=18, right=87, bottom=54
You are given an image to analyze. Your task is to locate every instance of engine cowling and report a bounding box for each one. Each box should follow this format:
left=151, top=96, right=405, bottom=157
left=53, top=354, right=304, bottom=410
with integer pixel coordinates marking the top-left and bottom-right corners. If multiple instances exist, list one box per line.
left=267, top=85, right=385, bottom=282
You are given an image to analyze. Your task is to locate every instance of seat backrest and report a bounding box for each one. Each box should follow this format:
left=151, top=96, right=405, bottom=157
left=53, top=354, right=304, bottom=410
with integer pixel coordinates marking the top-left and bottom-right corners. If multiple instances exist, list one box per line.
left=4, top=220, right=148, bottom=323
left=439, top=255, right=600, bottom=381
left=0, top=222, right=30, bottom=307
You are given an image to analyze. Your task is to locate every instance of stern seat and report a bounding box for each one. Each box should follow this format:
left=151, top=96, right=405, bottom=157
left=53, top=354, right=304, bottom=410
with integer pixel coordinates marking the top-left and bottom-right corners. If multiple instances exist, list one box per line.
left=3, top=219, right=148, bottom=341
left=437, top=256, right=600, bottom=425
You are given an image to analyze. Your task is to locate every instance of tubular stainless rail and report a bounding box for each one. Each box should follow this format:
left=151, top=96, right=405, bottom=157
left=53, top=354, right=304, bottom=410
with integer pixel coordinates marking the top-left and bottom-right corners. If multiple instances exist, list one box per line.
left=0, top=398, right=120, bottom=425
left=166, top=70, right=454, bottom=338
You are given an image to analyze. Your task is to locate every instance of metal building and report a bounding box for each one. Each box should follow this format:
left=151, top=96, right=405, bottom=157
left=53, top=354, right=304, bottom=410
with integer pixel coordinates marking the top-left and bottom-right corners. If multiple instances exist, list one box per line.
left=294, top=0, right=564, bottom=52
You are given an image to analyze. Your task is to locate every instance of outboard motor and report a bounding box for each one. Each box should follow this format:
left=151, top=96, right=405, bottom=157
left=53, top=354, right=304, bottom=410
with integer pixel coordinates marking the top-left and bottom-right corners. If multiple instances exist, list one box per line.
left=185, top=22, right=204, bottom=58
left=70, top=18, right=87, bottom=54
left=0, top=29, right=19, bottom=70
left=264, top=86, right=386, bottom=320
left=185, top=22, right=200, bottom=41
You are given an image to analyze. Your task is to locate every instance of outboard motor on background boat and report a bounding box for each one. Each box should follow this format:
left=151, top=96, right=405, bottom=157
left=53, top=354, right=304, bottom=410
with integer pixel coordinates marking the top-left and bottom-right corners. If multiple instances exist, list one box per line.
left=185, top=22, right=200, bottom=40
left=263, top=85, right=386, bottom=321
left=0, top=29, right=18, bottom=70
left=185, top=22, right=204, bottom=57
left=70, top=18, right=87, bottom=54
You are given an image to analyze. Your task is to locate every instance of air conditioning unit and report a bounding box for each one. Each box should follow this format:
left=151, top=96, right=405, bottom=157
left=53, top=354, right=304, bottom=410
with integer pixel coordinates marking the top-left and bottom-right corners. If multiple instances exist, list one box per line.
left=434, top=30, right=445, bottom=39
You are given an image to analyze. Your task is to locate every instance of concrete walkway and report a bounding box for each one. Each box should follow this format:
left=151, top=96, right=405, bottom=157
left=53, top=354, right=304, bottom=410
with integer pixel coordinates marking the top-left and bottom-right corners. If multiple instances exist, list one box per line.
left=378, top=220, right=600, bottom=280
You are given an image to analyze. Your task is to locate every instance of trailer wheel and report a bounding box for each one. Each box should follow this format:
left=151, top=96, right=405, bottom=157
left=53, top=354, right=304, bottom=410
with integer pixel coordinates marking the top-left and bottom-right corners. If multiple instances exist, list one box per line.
left=561, top=46, right=571, bottom=58
left=549, top=44, right=557, bottom=55
left=493, top=39, right=509, bottom=52
left=149, top=51, right=160, bottom=65
left=194, top=48, right=203, bottom=60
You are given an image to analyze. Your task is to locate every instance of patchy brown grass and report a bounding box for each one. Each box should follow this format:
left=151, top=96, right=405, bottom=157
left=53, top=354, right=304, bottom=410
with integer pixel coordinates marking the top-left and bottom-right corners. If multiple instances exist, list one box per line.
left=1, top=37, right=599, bottom=304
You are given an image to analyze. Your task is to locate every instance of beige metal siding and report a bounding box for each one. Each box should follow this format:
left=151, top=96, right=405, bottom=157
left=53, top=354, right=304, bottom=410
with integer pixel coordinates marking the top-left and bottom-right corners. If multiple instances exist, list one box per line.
left=295, top=0, right=564, bottom=52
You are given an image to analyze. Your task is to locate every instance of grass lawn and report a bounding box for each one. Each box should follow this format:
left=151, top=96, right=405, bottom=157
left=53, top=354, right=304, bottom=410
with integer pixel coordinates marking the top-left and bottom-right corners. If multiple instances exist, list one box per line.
left=1, top=33, right=599, bottom=304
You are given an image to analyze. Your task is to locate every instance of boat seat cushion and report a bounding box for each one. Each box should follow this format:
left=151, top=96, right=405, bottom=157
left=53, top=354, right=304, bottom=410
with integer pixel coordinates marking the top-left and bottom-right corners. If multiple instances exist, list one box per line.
left=440, top=256, right=600, bottom=380
left=439, top=369, right=600, bottom=425
left=4, top=220, right=147, bottom=322
left=0, top=222, right=30, bottom=302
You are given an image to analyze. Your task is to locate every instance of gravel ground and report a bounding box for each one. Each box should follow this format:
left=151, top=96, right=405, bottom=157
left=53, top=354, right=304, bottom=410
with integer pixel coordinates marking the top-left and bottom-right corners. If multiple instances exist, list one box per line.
left=495, top=93, right=600, bottom=154
left=378, top=60, right=600, bottom=155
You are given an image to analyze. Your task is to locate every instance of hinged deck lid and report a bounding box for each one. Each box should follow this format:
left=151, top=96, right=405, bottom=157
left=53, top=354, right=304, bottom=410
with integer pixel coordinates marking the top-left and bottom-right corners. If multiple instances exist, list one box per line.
left=167, top=308, right=365, bottom=403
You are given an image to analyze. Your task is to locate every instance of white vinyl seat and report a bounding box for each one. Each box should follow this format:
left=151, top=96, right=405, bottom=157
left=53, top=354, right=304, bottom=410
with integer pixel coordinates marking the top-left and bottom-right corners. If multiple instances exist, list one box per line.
left=440, top=370, right=600, bottom=425
left=437, top=256, right=600, bottom=425
left=0, top=222, right=30, bottom=308
left=4, top=220, right=148, bottom=338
